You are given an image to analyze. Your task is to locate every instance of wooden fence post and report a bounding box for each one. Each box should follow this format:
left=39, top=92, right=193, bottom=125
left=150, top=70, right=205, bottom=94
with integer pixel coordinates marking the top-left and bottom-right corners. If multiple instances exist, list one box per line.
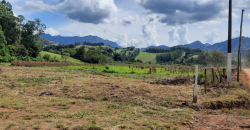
left=193, top=65, right=198, bottom=103
left=212, top=69, right=215, bottom=84
left=205, top=69, right=207, bottom=94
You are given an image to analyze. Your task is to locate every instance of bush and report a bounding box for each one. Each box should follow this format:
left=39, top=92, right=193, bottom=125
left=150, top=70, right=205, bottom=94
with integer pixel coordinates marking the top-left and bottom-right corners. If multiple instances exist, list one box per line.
left=16, top=46, right=28, bottom=57
left=43, top=54, right=50, bottom=61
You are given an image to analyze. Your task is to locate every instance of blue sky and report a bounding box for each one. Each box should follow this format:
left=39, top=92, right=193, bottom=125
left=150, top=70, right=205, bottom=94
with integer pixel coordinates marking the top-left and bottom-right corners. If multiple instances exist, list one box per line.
left=8, top=0, right=250, bottom=48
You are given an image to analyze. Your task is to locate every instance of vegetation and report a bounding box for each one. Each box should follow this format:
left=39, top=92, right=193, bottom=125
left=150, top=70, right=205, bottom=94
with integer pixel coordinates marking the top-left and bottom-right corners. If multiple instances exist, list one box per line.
left=246, top=53, right=250, bottom=62
left=0, top=63, right=249, bottom=129
left=40, top=51, right=84, bottom=63
left=75, top=41, right=105, bottom=46
left=146, top=46, right=192, bottom=53
left=0, top=0, right=46, bottom=62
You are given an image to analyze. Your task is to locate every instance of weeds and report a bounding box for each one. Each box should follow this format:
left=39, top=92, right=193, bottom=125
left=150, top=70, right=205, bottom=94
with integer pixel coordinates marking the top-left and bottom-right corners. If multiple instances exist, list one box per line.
left=0, top=112, right=11, bottom=119
left=56, top=123, right=69, bottom=130
left=23, top=115, right=33, bottom=120
left=5, top=123, right=15, bottom=130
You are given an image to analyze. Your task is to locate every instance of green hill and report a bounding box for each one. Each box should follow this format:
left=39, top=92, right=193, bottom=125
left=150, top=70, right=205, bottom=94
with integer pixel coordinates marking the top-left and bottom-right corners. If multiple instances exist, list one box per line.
left=40, top=51, right=84, bottom=64
left=135, top=51, right=159, bottom=64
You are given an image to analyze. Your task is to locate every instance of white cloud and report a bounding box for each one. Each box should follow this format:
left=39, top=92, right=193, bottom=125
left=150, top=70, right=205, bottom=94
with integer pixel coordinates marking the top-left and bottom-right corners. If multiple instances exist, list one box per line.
left=168, top=27, right=179, bottom=41
left=15, top=0, right=118, bottom=24
left=141, top=15, right=159, bottom=46
left=248, top=13, right=250, bottom=19
left=105, top=15, right=139, bottom=26
left=15, top=1, right=55, bottom=13
left=45, top=27, right=59, bottom=36
left=55, top=0, right=118, bottom=24
left=88, top=32, right=95, bottom=36
left=116, top=33, right=140, bottom=47
left=204, top=29, right=219, bottom=44
left=198, top=26, right=204, bottom=28
left=178, top=26, right=190, bottom=45
left=168, top=26, right=189, bottom=45
left=233, top=30, right=240, bottom=38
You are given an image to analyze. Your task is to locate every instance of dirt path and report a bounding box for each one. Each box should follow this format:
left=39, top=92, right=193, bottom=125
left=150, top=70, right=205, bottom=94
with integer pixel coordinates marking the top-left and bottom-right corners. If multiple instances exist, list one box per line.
left=244, top=69, right=250, bottom=86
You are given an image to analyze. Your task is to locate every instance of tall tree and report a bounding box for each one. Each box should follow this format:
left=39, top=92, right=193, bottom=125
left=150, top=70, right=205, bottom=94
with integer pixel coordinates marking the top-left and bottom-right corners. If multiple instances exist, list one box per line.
left=21, top=18, right=46, bottom=57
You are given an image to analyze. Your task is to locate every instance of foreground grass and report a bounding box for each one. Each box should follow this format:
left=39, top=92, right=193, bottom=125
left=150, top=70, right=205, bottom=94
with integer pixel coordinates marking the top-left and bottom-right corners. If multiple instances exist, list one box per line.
left=40, top=51, right=84, bottom=64
left=0, top=65, right=249, bottom=129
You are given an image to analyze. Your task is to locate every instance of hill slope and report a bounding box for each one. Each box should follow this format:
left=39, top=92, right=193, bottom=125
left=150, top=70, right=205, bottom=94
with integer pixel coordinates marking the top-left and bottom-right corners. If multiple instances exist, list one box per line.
left=40, top=51, right=84, bottom=64
left=135, top=52, right=159, bottom=64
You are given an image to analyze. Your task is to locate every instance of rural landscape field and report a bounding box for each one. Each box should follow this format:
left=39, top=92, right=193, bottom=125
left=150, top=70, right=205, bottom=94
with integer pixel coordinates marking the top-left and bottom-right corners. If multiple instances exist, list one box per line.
left=1, top=0, right=250, bottom=130
left=1, top=63, right=250, bottom=129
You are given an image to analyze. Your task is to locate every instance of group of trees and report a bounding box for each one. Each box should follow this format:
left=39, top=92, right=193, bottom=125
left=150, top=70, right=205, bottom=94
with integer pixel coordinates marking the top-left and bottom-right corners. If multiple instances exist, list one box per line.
left=156, top=50, right=184, bottom=63
left=45, top=44, right=141, bottom=64
left=0, top=0, right=46, bottom=62
left=155, top=46, right=229, bottom=67
left=146, top=46, right=193, bottom=53
left=75, top=41, right=105, bottom=46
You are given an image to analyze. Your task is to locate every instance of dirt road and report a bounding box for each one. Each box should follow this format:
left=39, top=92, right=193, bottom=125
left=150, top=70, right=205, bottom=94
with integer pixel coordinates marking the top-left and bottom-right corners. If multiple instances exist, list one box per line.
left=244, top=69, right=250, bottom=86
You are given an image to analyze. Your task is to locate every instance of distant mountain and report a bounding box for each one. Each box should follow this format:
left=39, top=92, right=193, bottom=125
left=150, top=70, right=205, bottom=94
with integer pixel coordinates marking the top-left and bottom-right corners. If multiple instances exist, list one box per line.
left=40, top=34, right=122, bottom=48
left=141, top=37, right=250, bottom=58
left=205, top=36, right=250, bottom=58
left=178, top=41, right=211, bottom=51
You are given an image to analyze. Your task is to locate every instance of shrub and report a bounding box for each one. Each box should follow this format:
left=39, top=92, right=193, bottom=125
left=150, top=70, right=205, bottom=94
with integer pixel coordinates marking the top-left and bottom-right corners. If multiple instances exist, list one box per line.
left=43, top=54, right=50, bottom=61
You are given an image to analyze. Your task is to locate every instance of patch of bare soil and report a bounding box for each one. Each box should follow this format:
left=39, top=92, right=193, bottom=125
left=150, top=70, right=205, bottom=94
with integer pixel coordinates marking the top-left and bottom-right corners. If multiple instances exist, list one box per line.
left=189, top=115, right=250, bottom=130
left=245, top=69, right=250, bottom=87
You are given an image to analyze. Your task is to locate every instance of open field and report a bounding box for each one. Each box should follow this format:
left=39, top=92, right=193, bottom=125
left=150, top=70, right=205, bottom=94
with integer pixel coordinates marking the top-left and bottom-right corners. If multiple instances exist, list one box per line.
left=135, top=52, right=160, bottom=64
left=40, top=51, right=84, bottom=64
left=0, top=64, right=250, bottom=129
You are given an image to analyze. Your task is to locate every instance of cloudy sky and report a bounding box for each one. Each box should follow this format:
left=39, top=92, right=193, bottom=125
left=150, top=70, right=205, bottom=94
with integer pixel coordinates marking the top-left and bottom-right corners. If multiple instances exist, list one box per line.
left=8, top=0, right=250, bottom=48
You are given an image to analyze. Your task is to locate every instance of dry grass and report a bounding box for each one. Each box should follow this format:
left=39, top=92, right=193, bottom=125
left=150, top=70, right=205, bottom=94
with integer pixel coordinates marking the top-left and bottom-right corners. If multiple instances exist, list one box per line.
left=0, top=65, right=250, bottom=129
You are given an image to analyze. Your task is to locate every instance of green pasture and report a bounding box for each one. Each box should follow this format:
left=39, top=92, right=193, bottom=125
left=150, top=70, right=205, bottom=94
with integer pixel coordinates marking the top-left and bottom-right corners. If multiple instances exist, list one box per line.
left=0, top=62, right=11, bottom=65
left=55, top=64, right=223, bottom=84
left=135, top=51, right=159, bottom=64
left=115, top=49, right=123, bottom=53
left=40, top=51, right=84, bottom=64
left=58, top=65, right=198, bottom=76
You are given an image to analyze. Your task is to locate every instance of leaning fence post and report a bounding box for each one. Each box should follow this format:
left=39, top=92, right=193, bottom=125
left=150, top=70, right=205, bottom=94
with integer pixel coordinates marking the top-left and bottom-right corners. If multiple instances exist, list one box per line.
left=193, top=65, right=198, bottom=103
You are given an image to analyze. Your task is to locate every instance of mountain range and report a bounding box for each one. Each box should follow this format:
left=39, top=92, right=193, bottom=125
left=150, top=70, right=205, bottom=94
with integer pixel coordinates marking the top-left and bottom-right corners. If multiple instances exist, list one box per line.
left=40, top=34, right=122, bottom=48
left=41, top=34, right=250, bottom=58
left=142, top=37, right=250, bottom=58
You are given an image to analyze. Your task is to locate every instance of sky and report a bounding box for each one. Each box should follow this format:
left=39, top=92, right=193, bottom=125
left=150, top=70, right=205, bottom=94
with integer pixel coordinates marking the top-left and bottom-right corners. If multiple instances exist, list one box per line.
left=8, top=0, right=250, bottom=48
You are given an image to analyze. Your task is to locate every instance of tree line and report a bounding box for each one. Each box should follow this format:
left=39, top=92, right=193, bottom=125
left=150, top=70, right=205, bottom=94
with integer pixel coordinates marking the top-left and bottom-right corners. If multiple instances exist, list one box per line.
left=75, top=41, right=105, bottom=46
left=155, top=46, right=236, bottom=67
left=146, top=46, right=193, bottom=53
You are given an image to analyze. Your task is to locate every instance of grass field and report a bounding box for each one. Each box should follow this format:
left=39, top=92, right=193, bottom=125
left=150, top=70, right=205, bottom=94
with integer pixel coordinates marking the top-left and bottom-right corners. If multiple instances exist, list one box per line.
left=59, top=65, right=197, bottom=77
left=135, top=51, right=159, bottom=64
left=40, top=51, right=84, bottom=64
left=0, top=64, right=249, bottom=129
left=115, top=49, right=123, bottom=53
left=0, top=63, right=11, bottom=65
